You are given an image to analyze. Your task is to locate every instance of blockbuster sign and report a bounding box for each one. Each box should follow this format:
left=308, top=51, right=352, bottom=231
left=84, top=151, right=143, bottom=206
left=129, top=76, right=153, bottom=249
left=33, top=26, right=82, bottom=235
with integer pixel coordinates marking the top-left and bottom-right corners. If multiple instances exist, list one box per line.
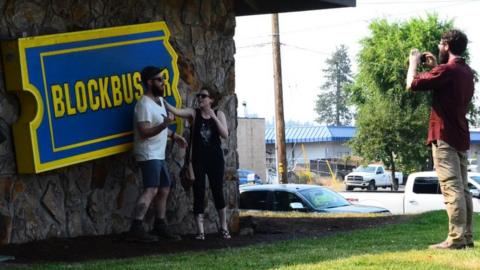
left=1, top=22, right=182, bottom=173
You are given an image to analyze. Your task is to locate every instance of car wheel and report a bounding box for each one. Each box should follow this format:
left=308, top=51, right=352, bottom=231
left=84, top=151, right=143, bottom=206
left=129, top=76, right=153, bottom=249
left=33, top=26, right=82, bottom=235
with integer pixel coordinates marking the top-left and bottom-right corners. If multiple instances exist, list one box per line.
left=346, top=186, right=353, bottom=191
left=367, top=181, right=376, bottom=191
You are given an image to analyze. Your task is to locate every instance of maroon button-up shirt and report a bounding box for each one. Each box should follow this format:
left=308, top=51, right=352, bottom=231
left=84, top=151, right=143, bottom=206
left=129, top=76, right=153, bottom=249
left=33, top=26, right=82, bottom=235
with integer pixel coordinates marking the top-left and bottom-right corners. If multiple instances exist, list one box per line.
left=411, top=57, right=474, bottom=151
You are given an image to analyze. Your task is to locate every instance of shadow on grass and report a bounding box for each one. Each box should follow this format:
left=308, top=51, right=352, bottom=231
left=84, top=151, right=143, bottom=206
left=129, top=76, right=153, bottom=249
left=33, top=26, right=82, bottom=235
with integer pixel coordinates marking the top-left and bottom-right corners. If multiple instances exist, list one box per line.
left=169, top=211, right=457, bottom=270
left=2, top=211, right=476, bottom=269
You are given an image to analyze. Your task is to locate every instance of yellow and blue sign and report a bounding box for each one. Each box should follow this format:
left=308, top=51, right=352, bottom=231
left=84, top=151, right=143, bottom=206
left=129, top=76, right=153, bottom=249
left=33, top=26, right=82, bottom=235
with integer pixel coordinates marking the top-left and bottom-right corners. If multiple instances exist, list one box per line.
left=1, top=22, right=182, bottom=173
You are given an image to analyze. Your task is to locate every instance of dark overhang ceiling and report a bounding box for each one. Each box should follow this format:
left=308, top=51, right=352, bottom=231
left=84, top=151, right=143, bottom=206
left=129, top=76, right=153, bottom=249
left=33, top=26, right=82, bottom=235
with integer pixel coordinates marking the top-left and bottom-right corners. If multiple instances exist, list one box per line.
left=235, top=0, right=356, bottom=16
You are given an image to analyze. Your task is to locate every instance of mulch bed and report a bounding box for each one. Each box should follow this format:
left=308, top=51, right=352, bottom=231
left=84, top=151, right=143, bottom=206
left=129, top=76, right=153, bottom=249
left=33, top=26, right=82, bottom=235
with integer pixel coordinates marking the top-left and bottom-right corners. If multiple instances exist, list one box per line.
left=0, top=214, right=410, bottom=266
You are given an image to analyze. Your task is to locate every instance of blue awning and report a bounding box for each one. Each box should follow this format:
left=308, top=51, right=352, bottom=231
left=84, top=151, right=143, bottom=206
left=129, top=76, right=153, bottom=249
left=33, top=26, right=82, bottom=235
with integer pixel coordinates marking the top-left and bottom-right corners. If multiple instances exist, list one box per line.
left=471, top=131, right=480, bottom=143
left=266, top=127, right=480, bottom=144
left=265, top=126, right=356, bottom=144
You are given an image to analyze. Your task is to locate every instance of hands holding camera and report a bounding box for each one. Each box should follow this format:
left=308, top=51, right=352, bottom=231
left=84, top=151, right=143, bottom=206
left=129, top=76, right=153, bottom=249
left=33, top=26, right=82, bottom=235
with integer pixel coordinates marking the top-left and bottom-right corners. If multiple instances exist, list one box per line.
left=409, top=49, right=437, bottom=68
left=406, top=48, right=437, bottom=90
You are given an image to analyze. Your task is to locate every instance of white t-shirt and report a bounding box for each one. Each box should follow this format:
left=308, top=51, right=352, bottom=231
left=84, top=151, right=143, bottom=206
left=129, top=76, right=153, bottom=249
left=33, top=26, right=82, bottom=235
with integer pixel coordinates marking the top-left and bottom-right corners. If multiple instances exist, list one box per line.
left=133, top=95, right=168, bottom=161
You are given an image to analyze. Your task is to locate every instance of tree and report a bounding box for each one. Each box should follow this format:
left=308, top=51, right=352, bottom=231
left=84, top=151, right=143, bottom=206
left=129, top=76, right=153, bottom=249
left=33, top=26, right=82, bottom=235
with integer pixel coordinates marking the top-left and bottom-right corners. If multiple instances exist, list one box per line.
left=350, top=94, right=430, bottom=180
left=348, top=14, right=478, bottom=189
left=315, top=45, right=353, bottom=126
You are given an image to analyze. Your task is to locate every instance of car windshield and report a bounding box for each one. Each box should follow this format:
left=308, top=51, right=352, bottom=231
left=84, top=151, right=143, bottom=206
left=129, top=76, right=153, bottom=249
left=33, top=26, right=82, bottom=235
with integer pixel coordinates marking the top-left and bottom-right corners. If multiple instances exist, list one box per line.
left=238, top=170, right=252, bottom=178
left=299, top=188, right=350, bottom=210
left=470, top=176, right=480, bottom=185
left=354, top=166, right=376, bottom=173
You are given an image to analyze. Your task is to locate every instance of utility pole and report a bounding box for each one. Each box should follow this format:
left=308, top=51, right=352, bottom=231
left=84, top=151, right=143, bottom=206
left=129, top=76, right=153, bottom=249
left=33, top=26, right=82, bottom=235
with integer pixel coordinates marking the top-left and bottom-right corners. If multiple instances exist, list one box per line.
left=335, top=62, right=340, bottom=126
left=271, top=13, right=288, bottom=183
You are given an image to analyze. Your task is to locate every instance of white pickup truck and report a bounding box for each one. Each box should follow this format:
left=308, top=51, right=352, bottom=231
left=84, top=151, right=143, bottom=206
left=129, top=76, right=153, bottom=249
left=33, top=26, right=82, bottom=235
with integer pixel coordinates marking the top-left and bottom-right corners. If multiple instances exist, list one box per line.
left=344, top=164, right=402, bottom=191
left=343, top=171, right=480, bottom=214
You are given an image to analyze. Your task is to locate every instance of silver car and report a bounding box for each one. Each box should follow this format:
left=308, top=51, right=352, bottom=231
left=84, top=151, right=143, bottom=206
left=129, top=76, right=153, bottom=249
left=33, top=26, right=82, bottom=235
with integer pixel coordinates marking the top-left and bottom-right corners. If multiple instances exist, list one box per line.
left=240, top=184, right=390, bottom=214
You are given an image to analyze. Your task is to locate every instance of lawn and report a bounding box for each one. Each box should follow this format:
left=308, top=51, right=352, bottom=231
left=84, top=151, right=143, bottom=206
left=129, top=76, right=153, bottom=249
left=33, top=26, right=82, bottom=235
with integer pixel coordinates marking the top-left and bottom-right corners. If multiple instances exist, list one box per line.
left=5, top=211, right=480, bottom=270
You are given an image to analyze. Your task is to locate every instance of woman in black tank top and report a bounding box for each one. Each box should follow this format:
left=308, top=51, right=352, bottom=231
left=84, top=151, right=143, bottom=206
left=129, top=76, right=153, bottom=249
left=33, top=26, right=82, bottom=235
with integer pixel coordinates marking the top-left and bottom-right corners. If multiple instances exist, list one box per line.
left=165, top=86, right=230, bottom=240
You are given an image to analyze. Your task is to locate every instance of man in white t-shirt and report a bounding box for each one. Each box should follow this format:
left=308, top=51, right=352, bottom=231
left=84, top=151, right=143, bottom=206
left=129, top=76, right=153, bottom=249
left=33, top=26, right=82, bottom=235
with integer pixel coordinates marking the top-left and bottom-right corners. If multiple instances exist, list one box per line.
left=128, top=66, right=186, bottom=242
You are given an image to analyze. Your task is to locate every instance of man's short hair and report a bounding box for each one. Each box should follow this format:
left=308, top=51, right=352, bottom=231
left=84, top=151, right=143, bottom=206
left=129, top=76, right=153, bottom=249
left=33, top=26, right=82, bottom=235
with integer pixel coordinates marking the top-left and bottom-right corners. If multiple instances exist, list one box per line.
left=442, top=29, right=468, bottom=56
left=141, top=66, right=163, bottom=86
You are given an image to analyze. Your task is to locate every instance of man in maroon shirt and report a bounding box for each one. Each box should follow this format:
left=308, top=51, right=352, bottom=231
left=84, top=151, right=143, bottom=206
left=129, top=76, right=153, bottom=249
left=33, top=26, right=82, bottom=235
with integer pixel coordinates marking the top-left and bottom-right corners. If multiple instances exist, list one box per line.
left=406, top=29, right=475, bottom=250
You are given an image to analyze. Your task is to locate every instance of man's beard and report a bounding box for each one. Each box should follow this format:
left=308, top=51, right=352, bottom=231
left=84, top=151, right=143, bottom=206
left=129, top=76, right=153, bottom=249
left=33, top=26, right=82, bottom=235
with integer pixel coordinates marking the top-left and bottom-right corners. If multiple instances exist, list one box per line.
left=438, top=50, right=449, bottom=64
left=152, top=84, right=164, bottom=97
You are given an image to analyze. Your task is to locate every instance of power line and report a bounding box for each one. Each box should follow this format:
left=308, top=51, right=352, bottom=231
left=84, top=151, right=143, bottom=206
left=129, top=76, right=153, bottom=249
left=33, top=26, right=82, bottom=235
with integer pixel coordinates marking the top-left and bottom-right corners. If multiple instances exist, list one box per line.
left=236, top=42, right=270, bottom=49
left=236, top=0, right=477, bottom=40
left=280, top=43, right=330, bottom=55
left=236, top=1, right=479, bottom=59
left=279, top=1, right=474, bottom=36
left=235, top=52, right=272, bottom=58
left=237, top=42, right=331, bottom=56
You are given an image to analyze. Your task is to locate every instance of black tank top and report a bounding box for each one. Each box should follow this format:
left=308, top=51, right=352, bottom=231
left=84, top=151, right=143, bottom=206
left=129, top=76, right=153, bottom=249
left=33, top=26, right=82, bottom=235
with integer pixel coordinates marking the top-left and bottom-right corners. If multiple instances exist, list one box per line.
left=192, top=109, right=222, bottom=159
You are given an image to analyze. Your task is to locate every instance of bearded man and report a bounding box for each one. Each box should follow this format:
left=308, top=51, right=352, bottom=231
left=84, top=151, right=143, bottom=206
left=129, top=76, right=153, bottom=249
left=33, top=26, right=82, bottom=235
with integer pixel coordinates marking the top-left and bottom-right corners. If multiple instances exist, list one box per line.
left=406, top=29, right=475, bottom=249
left=128, top=66, right=186, bottom=242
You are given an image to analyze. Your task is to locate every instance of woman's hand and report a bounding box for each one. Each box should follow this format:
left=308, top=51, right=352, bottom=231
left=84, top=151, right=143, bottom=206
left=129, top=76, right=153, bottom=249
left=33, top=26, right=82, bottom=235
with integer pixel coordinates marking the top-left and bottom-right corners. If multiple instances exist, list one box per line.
left=205, top=108, right=217, bottom=119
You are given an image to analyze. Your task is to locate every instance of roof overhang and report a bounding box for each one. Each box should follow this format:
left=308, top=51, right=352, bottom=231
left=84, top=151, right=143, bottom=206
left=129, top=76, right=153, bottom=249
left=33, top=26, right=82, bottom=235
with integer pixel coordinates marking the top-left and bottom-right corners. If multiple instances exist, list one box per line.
left=235, top=0, right=356, bottom=16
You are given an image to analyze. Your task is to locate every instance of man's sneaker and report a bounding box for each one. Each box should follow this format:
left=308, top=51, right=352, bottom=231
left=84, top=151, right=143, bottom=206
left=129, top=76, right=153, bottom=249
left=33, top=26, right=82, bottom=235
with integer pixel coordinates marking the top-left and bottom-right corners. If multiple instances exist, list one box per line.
left=220, top=229, right=231, bottom=239
left=195, top=233, right=205, bottom=240
left=126, top=222, right=158, bottom=243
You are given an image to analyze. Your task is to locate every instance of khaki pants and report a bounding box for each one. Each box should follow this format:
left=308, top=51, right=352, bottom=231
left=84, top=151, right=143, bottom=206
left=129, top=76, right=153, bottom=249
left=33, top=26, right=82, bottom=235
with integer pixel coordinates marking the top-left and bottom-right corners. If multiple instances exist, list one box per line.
left=432, top=140, right=473, bottom=245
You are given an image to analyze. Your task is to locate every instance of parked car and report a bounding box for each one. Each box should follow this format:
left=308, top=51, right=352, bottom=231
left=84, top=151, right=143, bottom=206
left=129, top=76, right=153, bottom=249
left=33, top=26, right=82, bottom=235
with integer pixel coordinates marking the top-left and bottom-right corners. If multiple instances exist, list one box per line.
left=237, top=169, right=262, bottom=185
left=239, top=184, right=390, bottom=214
left=344, top=164, right=403, bottom=191
left=402, top=171, right=480, bottom=213
left=468, top=158, right=478, bottom=172
left=344, top=171, right=480, bottom=214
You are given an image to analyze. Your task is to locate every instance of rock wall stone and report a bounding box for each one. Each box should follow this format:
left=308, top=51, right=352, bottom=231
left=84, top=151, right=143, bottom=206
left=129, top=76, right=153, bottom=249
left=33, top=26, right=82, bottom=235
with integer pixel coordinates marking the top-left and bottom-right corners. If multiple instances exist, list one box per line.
left=0, top=0, right=238, bottom=244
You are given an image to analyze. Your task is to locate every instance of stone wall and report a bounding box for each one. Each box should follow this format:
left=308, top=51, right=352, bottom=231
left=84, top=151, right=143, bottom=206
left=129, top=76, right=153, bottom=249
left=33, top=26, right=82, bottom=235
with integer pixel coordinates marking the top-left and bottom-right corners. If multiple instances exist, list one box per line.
left=0, top=0, right=239, bottom=244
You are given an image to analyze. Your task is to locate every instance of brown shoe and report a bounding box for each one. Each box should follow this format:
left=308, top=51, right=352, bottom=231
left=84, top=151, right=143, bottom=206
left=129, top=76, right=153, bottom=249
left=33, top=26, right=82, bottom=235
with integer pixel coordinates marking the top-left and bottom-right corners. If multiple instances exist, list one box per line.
left=126, top=222, right=159, bottom=243
left=466, top=242, right=474, bottom=248
left=428, top=241, right=465, bottom=250
left=152, top=219, right=181, bottom=241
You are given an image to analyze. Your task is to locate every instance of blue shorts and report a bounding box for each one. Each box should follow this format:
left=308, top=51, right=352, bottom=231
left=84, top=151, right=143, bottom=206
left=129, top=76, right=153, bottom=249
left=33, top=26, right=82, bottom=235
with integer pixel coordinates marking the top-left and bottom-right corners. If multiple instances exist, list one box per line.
left=138, top=160, right=172, bottom=188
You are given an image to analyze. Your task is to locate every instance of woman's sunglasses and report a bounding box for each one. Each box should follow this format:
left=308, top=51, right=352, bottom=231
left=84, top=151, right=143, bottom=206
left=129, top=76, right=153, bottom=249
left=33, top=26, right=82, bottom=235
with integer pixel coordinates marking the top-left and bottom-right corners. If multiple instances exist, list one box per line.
left=196, top=93, right=209, bottom=99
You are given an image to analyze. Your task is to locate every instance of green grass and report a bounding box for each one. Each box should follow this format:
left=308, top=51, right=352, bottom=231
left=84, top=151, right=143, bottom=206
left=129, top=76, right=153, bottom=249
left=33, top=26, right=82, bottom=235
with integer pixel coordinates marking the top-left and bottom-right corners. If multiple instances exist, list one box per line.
left=7, top=211, right=480, bottom=270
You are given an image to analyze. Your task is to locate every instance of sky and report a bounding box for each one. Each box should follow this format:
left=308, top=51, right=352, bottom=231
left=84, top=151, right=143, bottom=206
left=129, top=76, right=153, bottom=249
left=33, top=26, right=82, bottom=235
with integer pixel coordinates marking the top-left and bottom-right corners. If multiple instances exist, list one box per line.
left=234, top=0, right=480, bottom=125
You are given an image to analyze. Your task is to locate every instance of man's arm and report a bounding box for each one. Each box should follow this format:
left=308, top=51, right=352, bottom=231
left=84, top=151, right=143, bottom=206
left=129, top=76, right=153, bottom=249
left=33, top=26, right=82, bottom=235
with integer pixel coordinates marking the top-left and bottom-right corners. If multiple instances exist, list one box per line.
left=137, top=120, right=169, bottom=140
left=136, top=111, right=173, bottom=139
left=407, top=50, right=438, bottom=91
left=406, top=49, right=421, bottom=90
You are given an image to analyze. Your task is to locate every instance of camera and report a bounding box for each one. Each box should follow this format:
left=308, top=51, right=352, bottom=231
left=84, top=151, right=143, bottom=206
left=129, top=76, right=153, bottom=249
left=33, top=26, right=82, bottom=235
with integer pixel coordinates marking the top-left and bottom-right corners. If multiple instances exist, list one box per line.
left=420, top=53, right=427, bottom=63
